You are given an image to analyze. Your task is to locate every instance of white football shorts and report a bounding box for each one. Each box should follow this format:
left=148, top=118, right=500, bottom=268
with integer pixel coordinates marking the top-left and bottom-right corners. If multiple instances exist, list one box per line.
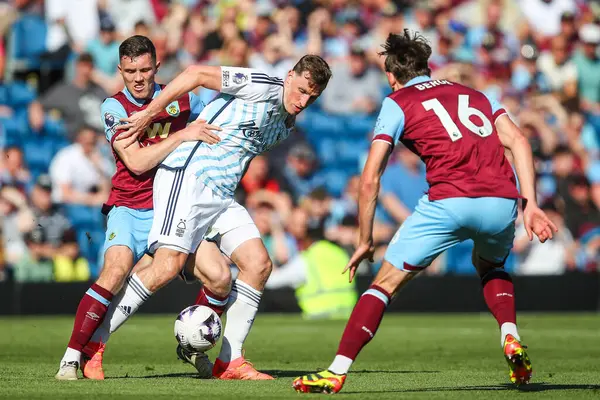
left=148, top=167, right=260, bottom=256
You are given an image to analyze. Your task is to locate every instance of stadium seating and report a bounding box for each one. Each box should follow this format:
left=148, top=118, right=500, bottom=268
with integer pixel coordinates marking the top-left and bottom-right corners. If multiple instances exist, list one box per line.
left=5, top=13, right=48, bottom=74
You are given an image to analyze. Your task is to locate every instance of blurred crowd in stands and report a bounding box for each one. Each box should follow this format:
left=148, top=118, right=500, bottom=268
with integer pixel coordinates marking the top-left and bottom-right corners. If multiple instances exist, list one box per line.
left=0, top=0, right=599, bottom=283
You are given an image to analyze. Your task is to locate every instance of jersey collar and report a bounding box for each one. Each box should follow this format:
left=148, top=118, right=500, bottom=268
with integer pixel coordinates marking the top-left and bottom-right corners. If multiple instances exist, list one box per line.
left=122, top=83, right=161, bottom=107
left=404, top=75, right=431, bottom=87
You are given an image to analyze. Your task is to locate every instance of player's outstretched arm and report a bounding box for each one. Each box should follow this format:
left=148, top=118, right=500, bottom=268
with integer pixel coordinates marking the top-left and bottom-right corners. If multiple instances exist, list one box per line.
left=117, top=65, right=223, bottom=140
left=344, top=141, right=392, bottom=282
left=496, top=115, right=537, bottom=203
left=114, top=119, right=221, bottom=175
left=496, top=115, right=558, bottom=242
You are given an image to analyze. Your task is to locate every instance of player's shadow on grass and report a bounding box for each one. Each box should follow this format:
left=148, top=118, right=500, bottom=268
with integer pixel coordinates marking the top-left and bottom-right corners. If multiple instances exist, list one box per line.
left=344, top=382, right=600, bottom=394
left=264, top=369, right=440, bottom=378
left=109, top=372, right=201, bottom=379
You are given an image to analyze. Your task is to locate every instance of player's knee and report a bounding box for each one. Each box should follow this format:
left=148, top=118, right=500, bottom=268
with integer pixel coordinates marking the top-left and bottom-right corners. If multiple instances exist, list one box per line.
left=97, top=247, right=134, bottom=292
left=246, top=252, right=272, bottom=283
left=472, top=250, right=505, bottom=278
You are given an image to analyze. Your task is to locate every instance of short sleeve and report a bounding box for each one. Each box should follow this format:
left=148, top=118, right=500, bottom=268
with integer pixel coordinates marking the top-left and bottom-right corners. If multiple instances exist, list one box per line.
left=484, top=93, right=507, bottom=123
left=100, top=98, right=128, bottom=143
left=372, top=97, right=405, bottom=146
left=220, top=66, right=279, bottom=101
left=188, top=91, right=205, bottom=122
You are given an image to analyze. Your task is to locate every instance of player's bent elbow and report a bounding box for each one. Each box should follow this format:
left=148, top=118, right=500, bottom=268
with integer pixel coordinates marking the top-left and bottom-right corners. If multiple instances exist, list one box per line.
left=361, top=177, right=380, bottom=196
left=123, top=158, right=150, bottom=176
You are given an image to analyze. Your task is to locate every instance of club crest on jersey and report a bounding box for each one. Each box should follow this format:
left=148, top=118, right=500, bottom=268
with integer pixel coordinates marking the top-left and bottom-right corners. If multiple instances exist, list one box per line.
left=166, top=101, right=180, bottom=117
left=233, top=72, right=248, bottom=84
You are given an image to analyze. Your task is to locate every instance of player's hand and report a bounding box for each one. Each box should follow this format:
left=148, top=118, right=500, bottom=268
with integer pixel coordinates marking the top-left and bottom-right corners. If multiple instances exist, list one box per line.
left=117, top=109, right=153, bottom=141
left=343, top=241, right=375, bottom=283
left=523, top=205, right=558, bottom=243
left=179, top=119, right=222, bottom=144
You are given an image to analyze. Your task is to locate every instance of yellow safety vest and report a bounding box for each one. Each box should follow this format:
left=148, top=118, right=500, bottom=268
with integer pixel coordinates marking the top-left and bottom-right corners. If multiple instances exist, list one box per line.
left=296, top=241, right=358, bottom=320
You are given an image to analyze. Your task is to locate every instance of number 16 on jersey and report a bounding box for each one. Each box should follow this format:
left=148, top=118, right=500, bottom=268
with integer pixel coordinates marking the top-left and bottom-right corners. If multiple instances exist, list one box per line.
left=422, top=95, right=494, bottom=142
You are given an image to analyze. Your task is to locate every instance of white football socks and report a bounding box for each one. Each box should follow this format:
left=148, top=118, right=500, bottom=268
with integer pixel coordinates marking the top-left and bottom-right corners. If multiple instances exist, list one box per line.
left=328, top=355, right=353, bottom=375
left=60, top=347, right=82, bottom=365
left=500, top=322, right=520, bottom=347
left=106, top=273, right=153, bottom=334
left=218, top=280, right=261, bottom=362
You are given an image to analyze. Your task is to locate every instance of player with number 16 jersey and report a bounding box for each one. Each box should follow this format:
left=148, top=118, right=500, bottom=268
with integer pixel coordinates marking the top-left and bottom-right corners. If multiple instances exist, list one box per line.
left=375, top=77, right=520, bottom=201
left=294, top=30, right=558, bottom=394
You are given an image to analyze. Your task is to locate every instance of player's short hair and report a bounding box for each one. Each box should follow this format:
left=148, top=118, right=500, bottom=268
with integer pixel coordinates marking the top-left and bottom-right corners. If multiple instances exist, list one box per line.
left=379, top=29, right=432, bottom=84
left=119, top=35, right=156, bottom=64
left=292, top=55, right=332, bottom=88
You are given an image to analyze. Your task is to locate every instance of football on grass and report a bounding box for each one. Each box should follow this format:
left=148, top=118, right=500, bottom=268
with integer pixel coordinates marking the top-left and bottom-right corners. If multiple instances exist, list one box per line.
left=174, top=305, right=222, bottom=352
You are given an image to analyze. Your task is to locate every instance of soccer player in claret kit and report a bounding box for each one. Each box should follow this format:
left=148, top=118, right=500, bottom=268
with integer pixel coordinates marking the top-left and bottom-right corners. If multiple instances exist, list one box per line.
left=55, top=35, right=221, bottom=380
left=293, top=30, right=558, bottom=394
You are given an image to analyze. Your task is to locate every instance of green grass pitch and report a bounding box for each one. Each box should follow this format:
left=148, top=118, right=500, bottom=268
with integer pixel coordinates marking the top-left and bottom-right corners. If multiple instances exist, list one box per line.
left=1, top=313, right=599, bottom=399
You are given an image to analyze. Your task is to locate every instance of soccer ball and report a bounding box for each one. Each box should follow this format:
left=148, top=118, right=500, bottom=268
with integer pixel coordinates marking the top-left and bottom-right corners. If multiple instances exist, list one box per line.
left=174, top=305, right=222, bottom=352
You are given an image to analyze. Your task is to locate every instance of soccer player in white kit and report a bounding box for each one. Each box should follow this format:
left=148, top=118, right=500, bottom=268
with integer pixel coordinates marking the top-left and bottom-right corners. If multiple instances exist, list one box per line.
left=107, top=55, right=331, bottom=379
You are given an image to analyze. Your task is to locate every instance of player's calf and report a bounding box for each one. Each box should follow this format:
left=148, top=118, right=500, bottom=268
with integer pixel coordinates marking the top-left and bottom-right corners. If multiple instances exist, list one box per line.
left=138, top=247, right=189, bottom=292
left=474, top=251, right=520, bottom=345
left=193, top=241, right=232, bottom=316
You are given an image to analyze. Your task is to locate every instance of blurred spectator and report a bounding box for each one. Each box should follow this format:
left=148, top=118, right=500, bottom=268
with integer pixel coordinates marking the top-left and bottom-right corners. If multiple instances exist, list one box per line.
left=12, top=227, right=54, bottom=283
left=466, top=0, right=520, bottom=63
left=0, top=146, right=31, bottom=193
left=273, top=143, right=327, bottom=204
left=511, top=44, right=551, bottom=94
left=249, top=34, right=295, bottom=79
left=286, top=206, right=311, bottom=251
left=265, top=217, right=357, bottom=320
left=573, top=23, right=600, bottom=129
left=321, top=46, right=383, bottom=115
left=562, top=174, right=600, bottom=240
left=405, top=2, right=439, bottom=56
left=87, top=18, right=119, bottom=78
left=28, top=53, right=108, bottom=138
left=514, top=200, right=574, bottom=274
left=49, top=126, right=111, bottom=206
left=252, top=200, right=297, bottom=267
left=519, top=0, right=577, bottom=40
left=45, top=0, right=100, bottom=53
left=0, top=186, right=34, bottom=266
left=53, top=228, right=91, bottom=282
left=536, top=35, right=578, bottom=100
left=105, top=0, right=156, bottom=36
left=29, top=174, right=72, bottom=254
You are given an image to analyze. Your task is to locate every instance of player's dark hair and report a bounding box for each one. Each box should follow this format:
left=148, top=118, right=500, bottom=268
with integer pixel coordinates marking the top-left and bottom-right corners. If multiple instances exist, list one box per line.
left=119, top=35, right=156, bottom=64
left=379, top=29, right=432, bottom=84
left=292, top=55, right=332, bottom=88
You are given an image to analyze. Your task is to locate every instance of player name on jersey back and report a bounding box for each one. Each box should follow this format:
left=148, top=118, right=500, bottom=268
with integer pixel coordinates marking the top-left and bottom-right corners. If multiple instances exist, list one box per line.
left=413, top=79, right=453, bottom=91
left=385, top=78, right=520, bottom=201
